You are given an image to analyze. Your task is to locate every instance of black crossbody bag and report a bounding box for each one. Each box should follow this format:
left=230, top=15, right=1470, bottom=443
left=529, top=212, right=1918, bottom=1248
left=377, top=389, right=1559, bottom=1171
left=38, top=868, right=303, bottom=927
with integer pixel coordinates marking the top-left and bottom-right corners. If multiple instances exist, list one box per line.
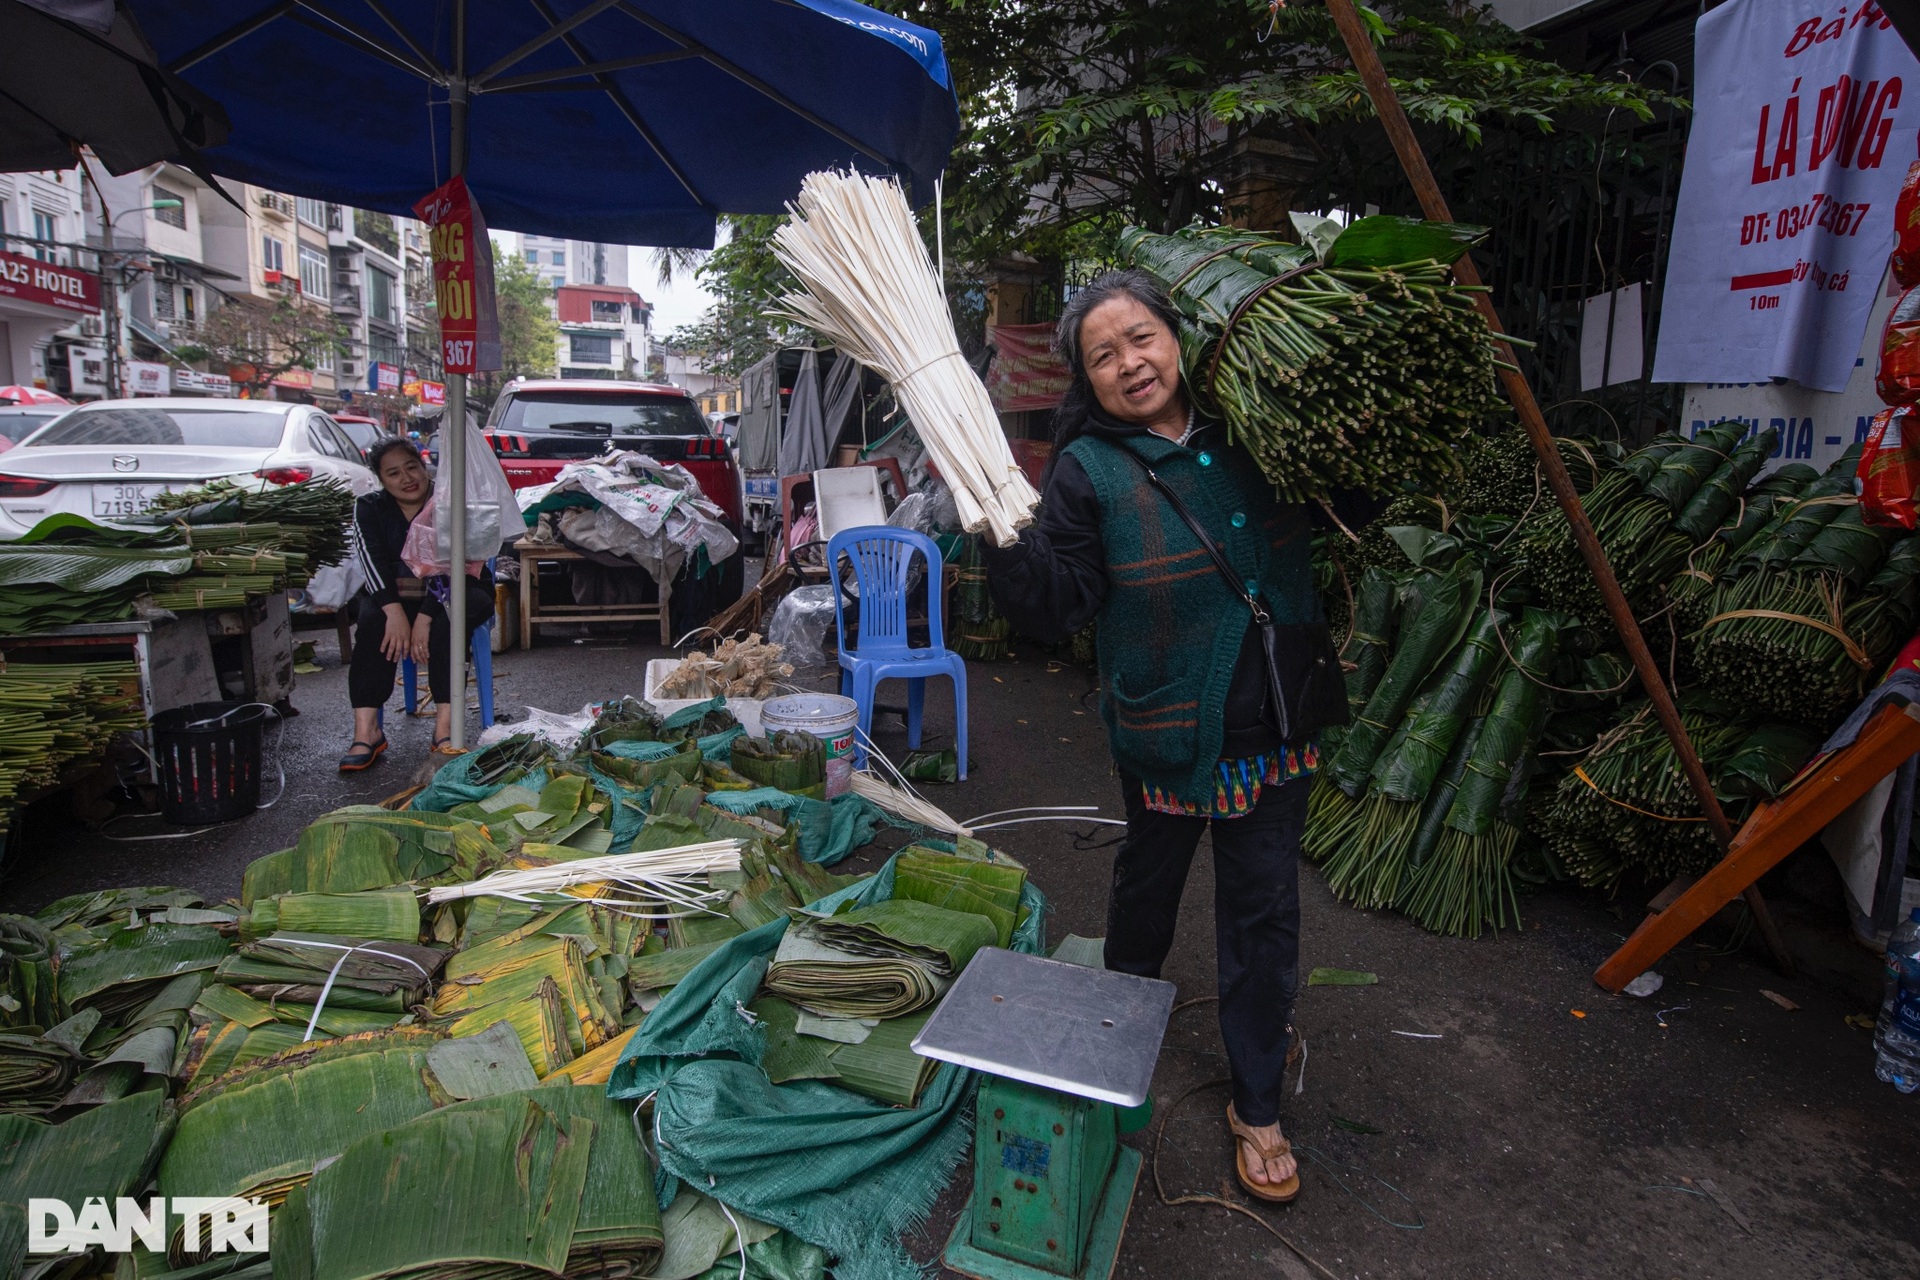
left=1127, top=456, right=1350, bottom=741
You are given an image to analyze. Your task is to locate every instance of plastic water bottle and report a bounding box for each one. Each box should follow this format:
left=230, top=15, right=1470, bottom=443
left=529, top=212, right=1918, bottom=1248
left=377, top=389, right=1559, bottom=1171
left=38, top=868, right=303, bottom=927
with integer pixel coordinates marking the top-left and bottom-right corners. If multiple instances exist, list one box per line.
left=1874, top=907, right=1920, bottom=1093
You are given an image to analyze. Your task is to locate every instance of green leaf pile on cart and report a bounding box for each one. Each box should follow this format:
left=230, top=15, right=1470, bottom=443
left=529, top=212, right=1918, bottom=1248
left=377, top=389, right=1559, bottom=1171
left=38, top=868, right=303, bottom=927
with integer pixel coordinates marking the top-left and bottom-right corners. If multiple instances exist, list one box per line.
left=0, top=477, right=352, bottom=636
left=1308, top=423, right=1918, bottom=938
left=0, top=696, right=1035, bottom=1280
left=0, top=476, right=353, bottom=849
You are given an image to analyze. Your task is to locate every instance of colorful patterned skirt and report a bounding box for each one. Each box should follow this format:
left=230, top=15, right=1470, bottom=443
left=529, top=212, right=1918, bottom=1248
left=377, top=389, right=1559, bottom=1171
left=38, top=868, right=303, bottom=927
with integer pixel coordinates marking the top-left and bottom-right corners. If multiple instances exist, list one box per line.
left=1141, top=742, right=1320, bottom=819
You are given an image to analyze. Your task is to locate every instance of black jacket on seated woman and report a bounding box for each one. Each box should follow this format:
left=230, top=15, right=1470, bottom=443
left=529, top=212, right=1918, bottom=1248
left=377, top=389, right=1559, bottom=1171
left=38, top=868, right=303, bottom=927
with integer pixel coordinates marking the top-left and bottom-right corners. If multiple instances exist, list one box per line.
left=339, top=437, right=494, bottom=770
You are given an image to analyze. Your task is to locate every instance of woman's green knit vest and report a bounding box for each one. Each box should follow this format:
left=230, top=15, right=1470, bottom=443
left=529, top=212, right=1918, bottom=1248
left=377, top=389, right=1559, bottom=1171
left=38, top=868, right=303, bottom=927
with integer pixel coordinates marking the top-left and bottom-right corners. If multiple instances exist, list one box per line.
left=1065, top=430, right=1319, bottom=801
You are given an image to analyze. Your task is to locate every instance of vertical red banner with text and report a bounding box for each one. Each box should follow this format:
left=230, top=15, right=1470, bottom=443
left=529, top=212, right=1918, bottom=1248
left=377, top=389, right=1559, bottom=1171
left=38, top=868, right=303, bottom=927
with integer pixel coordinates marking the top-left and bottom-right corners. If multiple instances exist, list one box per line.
left=412, top=177, right=500, bottom=375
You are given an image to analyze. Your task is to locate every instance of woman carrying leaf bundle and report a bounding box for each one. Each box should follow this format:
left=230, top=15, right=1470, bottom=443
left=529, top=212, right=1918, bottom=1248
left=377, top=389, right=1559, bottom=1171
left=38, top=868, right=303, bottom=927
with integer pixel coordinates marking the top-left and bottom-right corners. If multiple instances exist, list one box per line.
left=981, top=271, right=1353, bottom=1204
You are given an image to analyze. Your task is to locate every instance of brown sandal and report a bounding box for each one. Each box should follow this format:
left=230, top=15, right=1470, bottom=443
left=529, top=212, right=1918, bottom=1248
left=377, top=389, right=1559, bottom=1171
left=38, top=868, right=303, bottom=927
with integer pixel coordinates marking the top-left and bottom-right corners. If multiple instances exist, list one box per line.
left=1227, top=1104, right=1300, bottom=1204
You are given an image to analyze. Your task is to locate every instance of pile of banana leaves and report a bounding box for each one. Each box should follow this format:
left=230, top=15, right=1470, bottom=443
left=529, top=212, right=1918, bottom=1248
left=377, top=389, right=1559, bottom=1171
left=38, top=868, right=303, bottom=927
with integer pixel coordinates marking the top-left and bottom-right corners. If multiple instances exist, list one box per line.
left=0, top=476, right=350, bottom=638
left=1314, top=420, right=1903, bottom=934
left=144, top=476, right=353, bottom=586
left=1119, top=215, right=1507, bottom=504
left=0, top=694, right=986, bottom=1279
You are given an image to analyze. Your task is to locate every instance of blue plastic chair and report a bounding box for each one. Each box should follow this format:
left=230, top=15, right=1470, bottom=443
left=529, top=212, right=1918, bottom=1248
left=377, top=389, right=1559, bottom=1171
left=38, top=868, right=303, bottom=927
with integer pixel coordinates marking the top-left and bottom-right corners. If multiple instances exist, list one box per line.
left=400, top=620, right=496, bottom=729
left=828, top=526, right=967, bottom=779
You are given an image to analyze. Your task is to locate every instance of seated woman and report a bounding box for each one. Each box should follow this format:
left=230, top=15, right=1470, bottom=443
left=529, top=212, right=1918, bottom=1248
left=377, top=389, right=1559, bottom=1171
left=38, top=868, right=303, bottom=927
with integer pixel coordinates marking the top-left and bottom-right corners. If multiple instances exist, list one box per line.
left=340, top=437, right=494, bottom=769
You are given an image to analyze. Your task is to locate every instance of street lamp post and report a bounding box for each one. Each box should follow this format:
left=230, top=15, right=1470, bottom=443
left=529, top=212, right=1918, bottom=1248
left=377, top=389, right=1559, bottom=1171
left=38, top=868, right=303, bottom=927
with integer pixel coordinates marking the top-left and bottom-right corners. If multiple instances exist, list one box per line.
left=97, top=199, right=183, bottom=398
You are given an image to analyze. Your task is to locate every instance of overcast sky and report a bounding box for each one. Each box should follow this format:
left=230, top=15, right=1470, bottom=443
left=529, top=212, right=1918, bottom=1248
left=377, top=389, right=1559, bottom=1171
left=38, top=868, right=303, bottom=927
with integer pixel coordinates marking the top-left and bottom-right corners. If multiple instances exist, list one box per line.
left=488, top=230, right=715, bottom=336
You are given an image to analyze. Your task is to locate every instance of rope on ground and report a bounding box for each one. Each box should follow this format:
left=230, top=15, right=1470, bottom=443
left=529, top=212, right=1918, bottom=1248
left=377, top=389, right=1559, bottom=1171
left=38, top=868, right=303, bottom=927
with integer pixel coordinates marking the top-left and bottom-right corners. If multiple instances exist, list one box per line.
left=1150, top=1077, right=1342, bottom=1280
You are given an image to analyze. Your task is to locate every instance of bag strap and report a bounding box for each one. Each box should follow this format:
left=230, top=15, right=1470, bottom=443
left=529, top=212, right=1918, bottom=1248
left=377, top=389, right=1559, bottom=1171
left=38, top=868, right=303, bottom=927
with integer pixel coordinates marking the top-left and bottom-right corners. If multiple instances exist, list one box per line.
left=1119, top=448, right=1271, bottom=626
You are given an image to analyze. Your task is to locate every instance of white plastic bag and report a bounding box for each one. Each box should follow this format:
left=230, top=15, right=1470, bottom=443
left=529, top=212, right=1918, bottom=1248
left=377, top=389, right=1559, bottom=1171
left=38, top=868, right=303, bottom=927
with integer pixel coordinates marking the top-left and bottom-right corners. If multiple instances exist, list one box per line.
left=767, top=584, right=838, bottom=672
left=433, top=419, right=522, bottom=566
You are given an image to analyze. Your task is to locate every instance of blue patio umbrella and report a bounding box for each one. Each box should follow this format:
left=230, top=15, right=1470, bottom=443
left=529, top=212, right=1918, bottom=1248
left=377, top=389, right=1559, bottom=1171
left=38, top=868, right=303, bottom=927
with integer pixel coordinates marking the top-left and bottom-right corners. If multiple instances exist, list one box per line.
left=122, top=0, right=960, bottom=745
left=125, top=0, right=958, bottom=247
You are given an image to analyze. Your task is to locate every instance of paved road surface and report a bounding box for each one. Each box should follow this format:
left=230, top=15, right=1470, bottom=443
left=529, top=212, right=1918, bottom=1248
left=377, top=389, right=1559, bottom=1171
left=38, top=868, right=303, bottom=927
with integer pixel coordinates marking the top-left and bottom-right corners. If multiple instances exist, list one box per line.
left=5, top=632, right=1915, bottom=1279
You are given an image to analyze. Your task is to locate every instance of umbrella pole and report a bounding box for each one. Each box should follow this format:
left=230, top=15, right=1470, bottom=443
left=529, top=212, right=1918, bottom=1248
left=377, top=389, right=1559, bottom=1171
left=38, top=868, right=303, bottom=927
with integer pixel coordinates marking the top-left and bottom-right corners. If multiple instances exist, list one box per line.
left=1323, top=0, right=1792, bottom=974
left=446, top=0, right=470, bottom=751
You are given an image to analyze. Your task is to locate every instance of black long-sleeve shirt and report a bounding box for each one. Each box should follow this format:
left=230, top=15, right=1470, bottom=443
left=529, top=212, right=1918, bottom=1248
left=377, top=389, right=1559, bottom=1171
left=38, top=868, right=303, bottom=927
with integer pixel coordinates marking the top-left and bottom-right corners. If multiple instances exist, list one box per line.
left=352, top=489, right=416, bottom=609
left=983, top=414, right=1382, bottom=759
left=983, top=418, right=1286, bottom=757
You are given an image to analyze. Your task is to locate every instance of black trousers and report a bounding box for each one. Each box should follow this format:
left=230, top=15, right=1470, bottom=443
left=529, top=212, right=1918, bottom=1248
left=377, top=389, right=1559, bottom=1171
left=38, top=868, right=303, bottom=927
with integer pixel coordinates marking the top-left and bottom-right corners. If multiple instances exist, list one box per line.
left=1105, top=769, right=1307, bottom=1127
left=348, top=582, right=493, bottom=710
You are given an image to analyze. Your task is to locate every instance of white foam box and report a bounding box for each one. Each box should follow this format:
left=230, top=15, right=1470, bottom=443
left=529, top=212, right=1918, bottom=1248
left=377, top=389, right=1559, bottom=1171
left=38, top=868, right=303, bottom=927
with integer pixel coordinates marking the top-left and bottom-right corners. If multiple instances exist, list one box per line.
left=644, top=658, right=764, bottom=737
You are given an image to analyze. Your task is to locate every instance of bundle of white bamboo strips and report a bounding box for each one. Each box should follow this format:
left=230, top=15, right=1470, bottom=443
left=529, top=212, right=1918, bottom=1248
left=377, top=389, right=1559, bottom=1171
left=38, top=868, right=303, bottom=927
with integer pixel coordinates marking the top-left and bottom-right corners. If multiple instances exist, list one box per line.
left=771, top=169, right=1040, bottom=545
left=423, top=840, right=742, bottom=918
left=850, top=771, right=971, bottom=837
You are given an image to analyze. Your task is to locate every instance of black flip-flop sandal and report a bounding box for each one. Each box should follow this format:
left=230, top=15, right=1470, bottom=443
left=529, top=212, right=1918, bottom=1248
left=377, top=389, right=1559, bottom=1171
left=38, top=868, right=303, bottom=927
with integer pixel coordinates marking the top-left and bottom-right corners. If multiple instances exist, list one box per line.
left=429, top=736, right=465, bottom=756
left=338, top=736, right=388, bottom=771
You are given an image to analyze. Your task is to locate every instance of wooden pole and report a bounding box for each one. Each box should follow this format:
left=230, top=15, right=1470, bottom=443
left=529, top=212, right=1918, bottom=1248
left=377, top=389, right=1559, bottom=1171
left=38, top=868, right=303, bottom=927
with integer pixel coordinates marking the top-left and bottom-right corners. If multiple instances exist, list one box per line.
left=1322, top=0, right=1792, bottom=973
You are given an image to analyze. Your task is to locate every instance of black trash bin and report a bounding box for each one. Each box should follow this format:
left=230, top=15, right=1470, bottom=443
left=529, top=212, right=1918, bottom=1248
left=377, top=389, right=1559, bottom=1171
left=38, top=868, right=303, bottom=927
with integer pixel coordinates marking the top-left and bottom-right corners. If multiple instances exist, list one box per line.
left=151, top=701, right=271, bottom=825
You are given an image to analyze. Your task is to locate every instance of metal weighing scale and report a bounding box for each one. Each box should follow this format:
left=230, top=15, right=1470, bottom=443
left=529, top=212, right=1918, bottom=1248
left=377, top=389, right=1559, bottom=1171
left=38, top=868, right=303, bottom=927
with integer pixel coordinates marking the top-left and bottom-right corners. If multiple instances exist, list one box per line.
left=912, top=948, right=1176, bottom=1280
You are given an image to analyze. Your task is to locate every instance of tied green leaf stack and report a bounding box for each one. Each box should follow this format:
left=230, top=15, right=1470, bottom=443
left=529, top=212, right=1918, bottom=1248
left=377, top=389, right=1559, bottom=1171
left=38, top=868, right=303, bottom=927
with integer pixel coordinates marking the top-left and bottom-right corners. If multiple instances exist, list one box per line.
left=1118, top=217, right=1507, bottom=503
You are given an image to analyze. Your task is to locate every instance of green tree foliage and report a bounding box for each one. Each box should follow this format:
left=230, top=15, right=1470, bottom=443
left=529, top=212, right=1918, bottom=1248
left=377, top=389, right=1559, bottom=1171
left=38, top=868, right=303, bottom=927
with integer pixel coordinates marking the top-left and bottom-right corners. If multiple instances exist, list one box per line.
left=667, top=215, right=801, bottom=382
left=896, top=0, right=1666, bottom=258
left=175, top=295, right=349, bottom=395
left=679, top=2, right=1665, bottom=371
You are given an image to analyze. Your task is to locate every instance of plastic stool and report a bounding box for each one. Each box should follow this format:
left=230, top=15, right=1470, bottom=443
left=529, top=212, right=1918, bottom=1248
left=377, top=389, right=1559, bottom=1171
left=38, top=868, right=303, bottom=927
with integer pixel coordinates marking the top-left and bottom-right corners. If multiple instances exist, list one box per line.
left=399, top=620, right=496, bottom=728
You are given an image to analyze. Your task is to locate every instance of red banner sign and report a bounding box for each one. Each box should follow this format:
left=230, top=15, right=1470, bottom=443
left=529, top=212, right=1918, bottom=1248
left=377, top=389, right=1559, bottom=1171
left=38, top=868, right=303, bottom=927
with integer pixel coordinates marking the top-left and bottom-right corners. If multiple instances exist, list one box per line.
left=983, top=323, right=1071, bottom=413
left=412, top=176, right=500, bottom=375
left=0, top=249, right=100, bottom=315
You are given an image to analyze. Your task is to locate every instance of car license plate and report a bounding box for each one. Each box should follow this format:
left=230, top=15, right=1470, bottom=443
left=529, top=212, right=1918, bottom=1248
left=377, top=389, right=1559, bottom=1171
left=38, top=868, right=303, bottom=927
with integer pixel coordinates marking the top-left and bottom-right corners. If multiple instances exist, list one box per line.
left=92, top=483, right=162, bottom=517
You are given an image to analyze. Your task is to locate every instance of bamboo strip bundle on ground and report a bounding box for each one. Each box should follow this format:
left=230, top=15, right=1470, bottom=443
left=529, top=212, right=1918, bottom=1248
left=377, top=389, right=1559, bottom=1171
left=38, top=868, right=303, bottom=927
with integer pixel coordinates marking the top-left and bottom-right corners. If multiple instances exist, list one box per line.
left=771, top=169, right=1039, bottom=543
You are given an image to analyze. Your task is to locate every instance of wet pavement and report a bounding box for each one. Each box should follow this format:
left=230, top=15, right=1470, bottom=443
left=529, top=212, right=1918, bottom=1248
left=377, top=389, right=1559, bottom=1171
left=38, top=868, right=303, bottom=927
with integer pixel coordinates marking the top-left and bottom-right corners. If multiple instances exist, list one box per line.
left=5, top=632, right=1917, bottom=1279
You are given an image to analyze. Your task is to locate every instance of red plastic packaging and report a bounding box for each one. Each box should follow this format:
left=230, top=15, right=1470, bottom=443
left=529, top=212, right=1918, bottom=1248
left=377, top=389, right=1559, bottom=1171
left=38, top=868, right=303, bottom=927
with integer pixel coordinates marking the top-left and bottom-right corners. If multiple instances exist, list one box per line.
left=1859, top=405, right=1920, bottom=529
left=1893, top=160, right=1920, bottom=289
left=1879, top=288, right=1920, bottom=406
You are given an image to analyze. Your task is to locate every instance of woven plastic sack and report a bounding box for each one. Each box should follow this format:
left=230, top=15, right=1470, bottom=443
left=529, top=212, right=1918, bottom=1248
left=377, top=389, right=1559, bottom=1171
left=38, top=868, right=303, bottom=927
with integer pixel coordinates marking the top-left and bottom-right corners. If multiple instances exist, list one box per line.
left=609, top=852, right=1045, bottom=1280
left=410, top=747, right=551, bottom=813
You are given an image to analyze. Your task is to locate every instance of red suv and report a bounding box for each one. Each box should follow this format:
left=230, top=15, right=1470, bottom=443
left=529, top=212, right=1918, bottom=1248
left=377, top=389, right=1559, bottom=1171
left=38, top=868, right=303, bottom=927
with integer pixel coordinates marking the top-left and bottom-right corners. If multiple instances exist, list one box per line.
left=484, top=378, right=745, bottom=618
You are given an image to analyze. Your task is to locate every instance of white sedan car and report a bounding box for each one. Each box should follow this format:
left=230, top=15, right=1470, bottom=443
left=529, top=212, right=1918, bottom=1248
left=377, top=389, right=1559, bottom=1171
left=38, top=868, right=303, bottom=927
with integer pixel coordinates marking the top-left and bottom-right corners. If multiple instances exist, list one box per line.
left=0, top=398, right=377, bottom=539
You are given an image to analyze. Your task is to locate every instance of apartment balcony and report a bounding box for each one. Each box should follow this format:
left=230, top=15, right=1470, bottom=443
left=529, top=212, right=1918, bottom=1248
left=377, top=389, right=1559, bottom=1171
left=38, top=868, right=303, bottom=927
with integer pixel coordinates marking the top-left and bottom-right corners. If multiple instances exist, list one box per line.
left=256, top=191, right=295, bottom=220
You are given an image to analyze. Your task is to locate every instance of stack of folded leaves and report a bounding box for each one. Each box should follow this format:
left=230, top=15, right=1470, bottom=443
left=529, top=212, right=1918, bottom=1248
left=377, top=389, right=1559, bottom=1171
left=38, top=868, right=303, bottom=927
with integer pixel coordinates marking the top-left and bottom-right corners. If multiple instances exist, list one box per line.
left=272, top=1084, right=662, bottom=1280
left=763, top=899, right=996, bottom=1019
left=214, top=932, right=445, bottom=1016
left=430, top=924, right=622, bottom=1077
left=159, top=1035, right=444, bottom=1262
left=890, top=847, right=1028, bottom=949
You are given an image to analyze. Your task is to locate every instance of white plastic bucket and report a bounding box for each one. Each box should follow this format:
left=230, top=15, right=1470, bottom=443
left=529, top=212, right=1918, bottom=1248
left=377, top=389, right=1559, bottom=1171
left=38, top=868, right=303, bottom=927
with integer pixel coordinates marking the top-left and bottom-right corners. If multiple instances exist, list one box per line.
left=760, top=692, right=860, bottom=798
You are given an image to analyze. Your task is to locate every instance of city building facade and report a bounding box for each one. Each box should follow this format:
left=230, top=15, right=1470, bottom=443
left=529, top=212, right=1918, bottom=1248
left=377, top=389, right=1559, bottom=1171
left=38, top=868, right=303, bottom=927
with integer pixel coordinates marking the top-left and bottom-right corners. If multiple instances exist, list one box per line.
left=554, top=283, right=650, bottom=380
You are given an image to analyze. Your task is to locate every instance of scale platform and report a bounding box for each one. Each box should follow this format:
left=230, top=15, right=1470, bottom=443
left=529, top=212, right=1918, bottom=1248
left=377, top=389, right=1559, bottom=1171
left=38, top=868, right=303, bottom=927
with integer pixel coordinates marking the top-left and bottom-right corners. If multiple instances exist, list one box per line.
left=915, top=949, right=1176, bottom=1280
left=911, top=947, right=1176, bottom=1107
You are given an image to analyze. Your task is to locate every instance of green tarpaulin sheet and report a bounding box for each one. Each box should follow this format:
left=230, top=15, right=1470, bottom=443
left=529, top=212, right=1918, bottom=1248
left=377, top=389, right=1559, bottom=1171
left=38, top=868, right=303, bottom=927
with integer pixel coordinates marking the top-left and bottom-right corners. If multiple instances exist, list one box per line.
left=609, top=852, right=1046, bottom=1280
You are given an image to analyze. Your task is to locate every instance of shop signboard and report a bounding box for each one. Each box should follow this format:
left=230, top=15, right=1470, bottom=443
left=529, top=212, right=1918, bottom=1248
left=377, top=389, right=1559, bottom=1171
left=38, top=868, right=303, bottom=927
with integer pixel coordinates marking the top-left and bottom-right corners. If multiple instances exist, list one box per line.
left=401, top=377, right=447, bottom=405
left=273, top=368, right=313, bottom=390
left=412, top=176, right=500, bottom=375
left=369, top=362, right=400, bottom=393
left=1652, top=1, right=1920, bottom=392
left=173, top=369, right=234, bottom=397
left=0, top=248, right=100, bottom=315
left=127, top=361, right=169, bottom=396
left=1680, top=263, right=1900, bottom=474
left=67, top=347, right=107, bottom=397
